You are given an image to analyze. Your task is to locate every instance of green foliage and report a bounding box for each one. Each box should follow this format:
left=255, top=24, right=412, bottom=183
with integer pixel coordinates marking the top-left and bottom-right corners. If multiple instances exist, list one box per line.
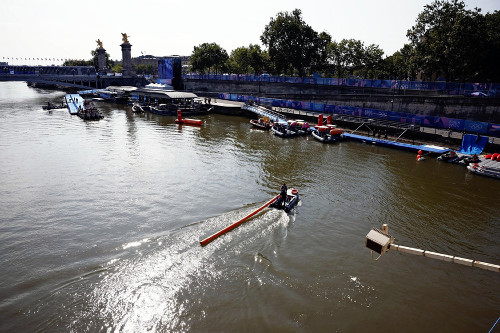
left=134, top=64, right=155, bottom=75
left=62, top=59, right=92, bottom=66
left=406, top=0, right=498, bottom=81
left=227, top=44, right=269, bottom=75
left=190, top=42, right=229, bottom=74
left=381, top=44, right=418, bottom=80
left=327, top=39, right=365, bottom=77
left=261, top=9, right=331, bottom=76
left=111, top=63, right=123, bottom=73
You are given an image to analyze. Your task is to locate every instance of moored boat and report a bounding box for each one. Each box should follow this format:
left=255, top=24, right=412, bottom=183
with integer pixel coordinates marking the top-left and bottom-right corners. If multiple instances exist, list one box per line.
left=467, top=163, right=500, bottom=179
left=271, top=122, right=300, bottom=138
left=437, top=150, right=463, bottom=163
left=250, top=118, right=272, bottom=129
left=132, top=103, right=145, bottom=113
left=311, top=126, right=343, bottom=143
left=77, top=100, right=103, bottom=120
left=467, top=153, right=500, bottom=179
left=287, top=120, right=311, bottom=136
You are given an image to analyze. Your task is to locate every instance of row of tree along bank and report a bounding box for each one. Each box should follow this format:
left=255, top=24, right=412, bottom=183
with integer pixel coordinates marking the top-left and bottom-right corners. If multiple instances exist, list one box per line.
left=190, top=1, right=500, bottom=83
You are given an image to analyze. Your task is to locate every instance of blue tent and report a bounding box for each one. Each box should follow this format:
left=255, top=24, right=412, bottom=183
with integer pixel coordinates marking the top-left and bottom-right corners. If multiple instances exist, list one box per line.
left=458, top=134, right=488, bottom=155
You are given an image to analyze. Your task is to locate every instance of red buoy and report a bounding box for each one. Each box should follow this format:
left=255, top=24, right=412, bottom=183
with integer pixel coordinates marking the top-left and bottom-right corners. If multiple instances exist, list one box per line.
left=175, top=109, right=203, bottom=126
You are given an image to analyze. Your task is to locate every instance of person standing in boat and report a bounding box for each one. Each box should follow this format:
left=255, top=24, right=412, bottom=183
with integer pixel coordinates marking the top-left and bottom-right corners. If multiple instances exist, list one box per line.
left=280, top=183, right=288, bottom=205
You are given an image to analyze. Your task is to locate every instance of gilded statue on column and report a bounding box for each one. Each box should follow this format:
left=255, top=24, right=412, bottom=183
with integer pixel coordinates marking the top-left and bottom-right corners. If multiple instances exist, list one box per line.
left=121, top=33, right=129, bottom=44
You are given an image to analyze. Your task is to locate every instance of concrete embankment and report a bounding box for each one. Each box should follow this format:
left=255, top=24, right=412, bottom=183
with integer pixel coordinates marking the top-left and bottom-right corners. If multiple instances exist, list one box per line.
left=185, top=79, right=500, bottom=124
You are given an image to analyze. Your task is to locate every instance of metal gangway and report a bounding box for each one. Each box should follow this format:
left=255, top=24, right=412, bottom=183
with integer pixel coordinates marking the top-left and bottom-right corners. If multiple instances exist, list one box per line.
left=242, top=104, right=287, bottom=123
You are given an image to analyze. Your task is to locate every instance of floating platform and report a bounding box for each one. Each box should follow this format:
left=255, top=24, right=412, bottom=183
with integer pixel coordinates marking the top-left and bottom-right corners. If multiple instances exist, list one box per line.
left=65, top=94, right=83, bottom=115
left=342, top=133, right=450, bottom=154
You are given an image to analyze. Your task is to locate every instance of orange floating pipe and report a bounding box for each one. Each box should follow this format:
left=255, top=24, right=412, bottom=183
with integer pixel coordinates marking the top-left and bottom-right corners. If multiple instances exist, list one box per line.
left=200, top=195, right=279, bottom=247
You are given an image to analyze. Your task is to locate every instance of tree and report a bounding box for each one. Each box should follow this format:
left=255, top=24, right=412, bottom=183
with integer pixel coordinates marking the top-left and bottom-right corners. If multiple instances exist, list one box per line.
left=227, top=47, right=252, bottom=74
left=134, top=64, right=155, bottom=75
left=247, top=44, right=269, bottom=75
left=310, top=32, right=332, bottom=75
left=111, top=63, right=122, bottom=73
left=358, top=44, right=384, bottom=79
left=62, top=59, right=92, bottom=66
left=407, top=0, right=484, bottom=81
left=480, top=10, right=500, bottom=81
left=261, top=9, right=330, bottom=76
left=227, top=44, right=269, bottom=75
left=382, top=44, right=418, bottom=80
left=190, top=42, right=229, bottom=74
left=327, top=39, right=364, bottom=77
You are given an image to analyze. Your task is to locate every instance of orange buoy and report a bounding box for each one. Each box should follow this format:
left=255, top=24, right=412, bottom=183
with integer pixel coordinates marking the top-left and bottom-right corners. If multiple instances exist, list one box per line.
left=330, top=129, right=343, bottom=135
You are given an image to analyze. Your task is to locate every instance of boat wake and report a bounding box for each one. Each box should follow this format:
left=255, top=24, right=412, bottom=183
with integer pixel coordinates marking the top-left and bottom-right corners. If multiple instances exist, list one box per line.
left=64, top=205, right=291, bottom=332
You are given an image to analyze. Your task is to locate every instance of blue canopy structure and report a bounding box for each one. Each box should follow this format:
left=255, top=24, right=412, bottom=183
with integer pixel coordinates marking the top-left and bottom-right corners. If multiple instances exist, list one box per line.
left=458, top=134, right=488, bottom=155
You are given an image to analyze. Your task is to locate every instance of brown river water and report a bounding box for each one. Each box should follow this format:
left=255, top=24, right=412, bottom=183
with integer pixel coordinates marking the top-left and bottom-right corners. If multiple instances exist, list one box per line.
left=0, top=82, right=498, bottom=332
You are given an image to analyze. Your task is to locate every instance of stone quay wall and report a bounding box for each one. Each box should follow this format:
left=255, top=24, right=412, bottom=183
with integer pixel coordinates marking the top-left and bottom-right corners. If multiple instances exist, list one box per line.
left=184, top=79, right=500, bottom=124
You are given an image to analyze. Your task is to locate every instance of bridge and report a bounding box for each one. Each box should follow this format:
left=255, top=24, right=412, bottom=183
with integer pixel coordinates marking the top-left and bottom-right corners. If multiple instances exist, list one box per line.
left=242, top=104, right=287, bottom=123
left=0, top=65, right=147, bottom=89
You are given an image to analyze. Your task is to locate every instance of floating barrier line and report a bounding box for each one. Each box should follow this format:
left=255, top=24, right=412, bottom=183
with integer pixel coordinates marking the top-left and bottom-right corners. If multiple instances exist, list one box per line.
left=489, top=317, right=500, bottom=333
left=390, top=244, right=500, bottom=272
left=200, top=195, right=279, bottom=247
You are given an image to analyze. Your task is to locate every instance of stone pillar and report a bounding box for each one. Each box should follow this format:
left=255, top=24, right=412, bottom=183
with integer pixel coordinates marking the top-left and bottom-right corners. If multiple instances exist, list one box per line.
left=121, top=43, right=135, bottom=76
left=97, top=48, right=107, bottom=73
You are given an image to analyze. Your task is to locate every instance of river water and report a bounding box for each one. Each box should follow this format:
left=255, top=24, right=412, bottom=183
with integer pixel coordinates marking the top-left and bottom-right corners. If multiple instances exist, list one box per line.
left=0, top=82, right=498, bottom=332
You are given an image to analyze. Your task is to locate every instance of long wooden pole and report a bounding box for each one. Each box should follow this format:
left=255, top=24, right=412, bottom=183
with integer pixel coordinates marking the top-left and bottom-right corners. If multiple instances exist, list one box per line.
left=200, top=195, right=279, bottom=247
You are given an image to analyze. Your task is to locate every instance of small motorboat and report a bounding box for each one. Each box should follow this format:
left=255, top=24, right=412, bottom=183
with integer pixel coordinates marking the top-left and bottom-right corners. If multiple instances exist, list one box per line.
left=458, top=154, right=481, bottom=165
left=42, top=101, right=64, bottom=110
left=437, top=151, right=463, bottom=163
left=287, top=120, right=311, bottom=136
left=311, top=126, right=343, bottom=143
left=77, top=100, right=103, bottom=120
left=269, top=188, right=300, bottom=212
left=132, top=103, right=145, bottom=113
left=250, top=118, right=272, bottom=129
left=467, top=163, right=500, bottom=179
left=271, top=122, right=299, bottom=138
